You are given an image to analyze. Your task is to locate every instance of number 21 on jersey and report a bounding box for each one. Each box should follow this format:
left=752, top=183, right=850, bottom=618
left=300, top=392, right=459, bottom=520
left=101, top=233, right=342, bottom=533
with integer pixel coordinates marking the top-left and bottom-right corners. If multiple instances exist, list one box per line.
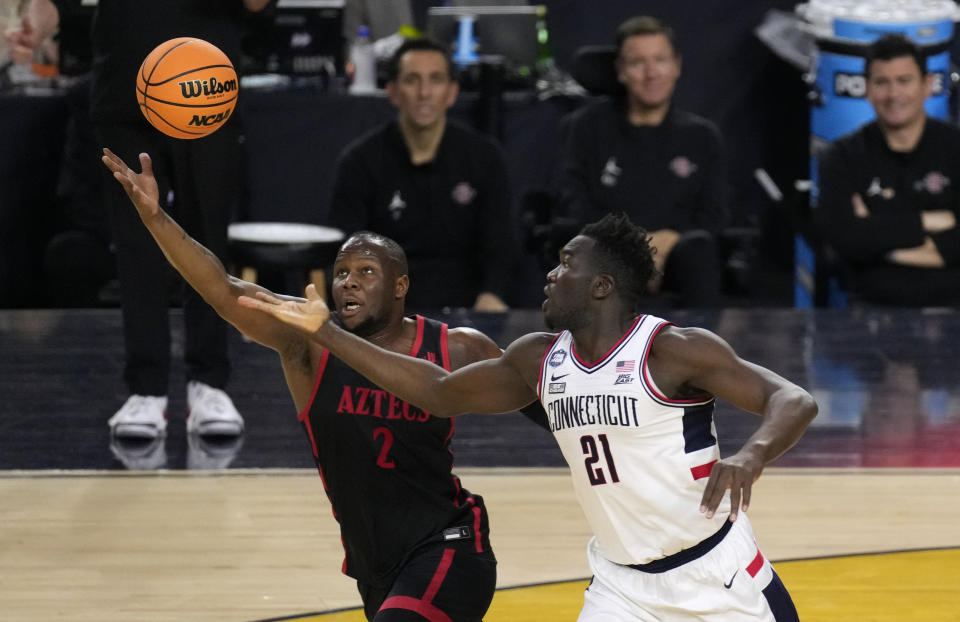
left=581, top=433, right=619, bottom=486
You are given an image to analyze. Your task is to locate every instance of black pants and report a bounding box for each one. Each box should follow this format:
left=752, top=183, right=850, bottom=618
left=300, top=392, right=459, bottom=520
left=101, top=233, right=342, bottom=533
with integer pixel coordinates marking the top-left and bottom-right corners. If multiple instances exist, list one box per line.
left=662, top=229, right=721, bottom=308
left=358, top=534, right=497, bottom=622
left=94, top=118, right=241, bottom=395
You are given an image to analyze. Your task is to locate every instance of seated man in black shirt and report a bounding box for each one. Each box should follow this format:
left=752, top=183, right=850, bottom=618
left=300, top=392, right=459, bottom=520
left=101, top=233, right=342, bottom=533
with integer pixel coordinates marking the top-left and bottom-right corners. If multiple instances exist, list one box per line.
left=817, top=33, right=960, bottom=307
left=556, top=16, right=727, bottom=308
left=329, top=37, right=515, bottom=312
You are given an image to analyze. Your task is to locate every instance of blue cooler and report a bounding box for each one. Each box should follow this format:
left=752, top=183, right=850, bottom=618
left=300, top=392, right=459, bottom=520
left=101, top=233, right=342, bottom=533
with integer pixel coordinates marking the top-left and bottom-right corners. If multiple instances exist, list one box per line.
left=794, top=0, right=958, bottom=307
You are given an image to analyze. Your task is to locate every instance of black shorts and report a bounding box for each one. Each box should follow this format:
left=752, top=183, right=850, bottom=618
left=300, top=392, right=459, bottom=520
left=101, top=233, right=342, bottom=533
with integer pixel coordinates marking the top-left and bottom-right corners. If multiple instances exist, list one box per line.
left=358, top=527, right=497, bottom=622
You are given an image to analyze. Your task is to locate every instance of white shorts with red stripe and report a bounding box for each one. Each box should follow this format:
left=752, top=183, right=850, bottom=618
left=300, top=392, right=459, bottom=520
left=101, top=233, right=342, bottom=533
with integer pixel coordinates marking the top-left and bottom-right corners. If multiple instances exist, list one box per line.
left=578, top=513, right=798, bottom=621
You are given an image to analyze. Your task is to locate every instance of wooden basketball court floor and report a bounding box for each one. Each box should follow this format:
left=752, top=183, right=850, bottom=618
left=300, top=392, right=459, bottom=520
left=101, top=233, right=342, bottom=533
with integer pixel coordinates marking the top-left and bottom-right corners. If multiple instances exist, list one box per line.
left=2, top=307, right=960, bottom=621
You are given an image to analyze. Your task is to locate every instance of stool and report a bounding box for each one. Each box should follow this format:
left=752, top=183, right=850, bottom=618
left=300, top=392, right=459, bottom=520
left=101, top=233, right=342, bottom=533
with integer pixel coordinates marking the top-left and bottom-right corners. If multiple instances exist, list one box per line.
left=227, top=222, right=344, bottom=300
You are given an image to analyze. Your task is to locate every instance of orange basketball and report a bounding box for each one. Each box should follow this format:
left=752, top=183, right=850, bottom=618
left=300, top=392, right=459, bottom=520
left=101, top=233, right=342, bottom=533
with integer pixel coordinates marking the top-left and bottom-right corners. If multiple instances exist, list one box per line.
left=136, top=37, right=238, bottom=140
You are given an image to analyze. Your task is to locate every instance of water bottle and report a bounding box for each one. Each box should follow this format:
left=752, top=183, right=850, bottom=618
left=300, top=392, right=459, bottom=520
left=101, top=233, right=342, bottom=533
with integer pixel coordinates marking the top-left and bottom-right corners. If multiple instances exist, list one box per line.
left=349, top=25, right=377, bottom=94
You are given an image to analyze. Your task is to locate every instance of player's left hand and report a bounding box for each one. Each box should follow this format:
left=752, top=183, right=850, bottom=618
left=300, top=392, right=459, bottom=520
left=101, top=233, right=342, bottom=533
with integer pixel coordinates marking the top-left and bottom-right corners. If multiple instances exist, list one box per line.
left=699, top=448, right=764, bottom=522
left=238, top=283, right=331, bottom=333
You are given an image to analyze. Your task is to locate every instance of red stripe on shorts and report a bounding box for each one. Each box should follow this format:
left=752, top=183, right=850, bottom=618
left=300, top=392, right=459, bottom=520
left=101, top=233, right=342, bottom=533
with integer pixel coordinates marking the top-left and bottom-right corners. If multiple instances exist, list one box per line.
left=690, top=459, right=717, bottom=480
left=379, top=548, right=456, bottom=622
left=746, top=548, right=765, bottom=577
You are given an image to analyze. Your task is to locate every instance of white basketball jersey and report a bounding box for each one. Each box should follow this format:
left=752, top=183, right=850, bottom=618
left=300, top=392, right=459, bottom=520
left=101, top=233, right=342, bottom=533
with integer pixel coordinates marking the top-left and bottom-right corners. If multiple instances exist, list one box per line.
left=537, top=314, right=730, bottom=565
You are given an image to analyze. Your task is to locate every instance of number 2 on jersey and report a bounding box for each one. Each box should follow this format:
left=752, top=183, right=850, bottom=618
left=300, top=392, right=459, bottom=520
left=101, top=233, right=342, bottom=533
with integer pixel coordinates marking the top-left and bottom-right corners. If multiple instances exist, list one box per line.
left=580, top=434, right=619, bottom=485
left=373, top=427, right=396, bottom=469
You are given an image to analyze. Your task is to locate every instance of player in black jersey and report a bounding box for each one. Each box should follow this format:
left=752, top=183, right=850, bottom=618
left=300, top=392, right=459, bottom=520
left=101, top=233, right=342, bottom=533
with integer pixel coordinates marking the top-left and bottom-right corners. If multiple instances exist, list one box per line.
left=101, top=149, right=505, bottom=620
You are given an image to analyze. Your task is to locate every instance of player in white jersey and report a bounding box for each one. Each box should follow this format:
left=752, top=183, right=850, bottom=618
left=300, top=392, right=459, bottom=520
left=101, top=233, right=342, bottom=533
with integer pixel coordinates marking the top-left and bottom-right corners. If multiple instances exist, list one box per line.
left=241, top=212, right=819, bottom=621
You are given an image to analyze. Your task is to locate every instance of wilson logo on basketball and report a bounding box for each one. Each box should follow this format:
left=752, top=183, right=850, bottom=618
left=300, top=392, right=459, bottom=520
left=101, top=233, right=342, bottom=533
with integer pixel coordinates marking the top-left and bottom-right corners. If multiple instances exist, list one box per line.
left=188, top=109, right=232, bottom=127
left=178, top=76, right=238, bottom=99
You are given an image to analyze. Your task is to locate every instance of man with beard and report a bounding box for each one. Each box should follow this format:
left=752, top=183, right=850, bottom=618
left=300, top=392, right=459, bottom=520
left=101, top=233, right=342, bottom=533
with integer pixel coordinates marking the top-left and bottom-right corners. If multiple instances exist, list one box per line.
left=241, top=212, right=817, bottom=621
left=101, top=148, right=505, bottom=621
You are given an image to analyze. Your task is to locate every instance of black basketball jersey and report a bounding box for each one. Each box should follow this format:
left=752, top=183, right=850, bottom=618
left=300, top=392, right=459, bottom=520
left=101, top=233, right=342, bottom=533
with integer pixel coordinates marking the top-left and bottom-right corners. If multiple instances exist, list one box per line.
left=299, top=315, right=491, bottom=586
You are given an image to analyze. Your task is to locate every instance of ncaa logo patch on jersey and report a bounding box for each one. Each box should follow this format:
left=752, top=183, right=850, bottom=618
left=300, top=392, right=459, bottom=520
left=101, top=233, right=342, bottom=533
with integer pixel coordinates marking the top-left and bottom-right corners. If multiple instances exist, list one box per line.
left=548, top=382, right=566, bottom=394
left=549, top=349, right=567, bottom=367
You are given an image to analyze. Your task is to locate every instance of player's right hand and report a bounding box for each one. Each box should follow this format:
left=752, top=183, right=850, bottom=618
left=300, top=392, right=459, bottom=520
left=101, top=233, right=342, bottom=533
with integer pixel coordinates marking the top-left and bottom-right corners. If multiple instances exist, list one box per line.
left=238, top=283, right=331, bottom=334
left=101, top=148, right=161, bottom=218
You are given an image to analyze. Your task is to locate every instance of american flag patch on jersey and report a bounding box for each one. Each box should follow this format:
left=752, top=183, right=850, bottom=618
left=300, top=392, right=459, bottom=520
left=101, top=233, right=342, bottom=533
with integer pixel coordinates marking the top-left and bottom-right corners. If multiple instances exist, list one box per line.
left=616, top=360, right=635, bottom=373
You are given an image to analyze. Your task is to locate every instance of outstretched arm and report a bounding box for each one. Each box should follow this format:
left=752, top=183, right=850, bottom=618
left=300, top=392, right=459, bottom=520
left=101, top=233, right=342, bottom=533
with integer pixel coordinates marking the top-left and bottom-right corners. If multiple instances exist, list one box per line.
left=239, top=286, right=546, bottom=416
left=100, top=149, right=305, bottom=354
left=651, top=327, right=818, bottom=521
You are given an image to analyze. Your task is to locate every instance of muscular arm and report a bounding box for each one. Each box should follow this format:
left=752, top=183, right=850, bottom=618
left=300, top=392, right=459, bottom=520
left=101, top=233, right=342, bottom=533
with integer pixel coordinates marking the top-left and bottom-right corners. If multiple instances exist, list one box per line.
left=320, top=320, right=544, bottom=416
left=650, top=326, right=818, bottom=520
left=448, top=326, right=552, bottom=431
left=101, top=149, right=308, bottom=357
left=238, top=286, right=547, bottom=416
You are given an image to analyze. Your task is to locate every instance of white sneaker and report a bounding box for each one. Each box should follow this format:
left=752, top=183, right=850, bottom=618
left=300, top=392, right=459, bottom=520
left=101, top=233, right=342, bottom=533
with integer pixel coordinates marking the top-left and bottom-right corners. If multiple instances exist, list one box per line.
left=108, top=395, right=168, bottom=439
left=186, top=381, right=244, bottom=436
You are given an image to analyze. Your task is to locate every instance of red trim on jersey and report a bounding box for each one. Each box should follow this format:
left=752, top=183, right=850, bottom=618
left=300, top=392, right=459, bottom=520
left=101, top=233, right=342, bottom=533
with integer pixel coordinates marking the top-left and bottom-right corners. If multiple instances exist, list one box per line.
left=690, top=459, right=717, bottom=480
left=410, top=315, right=426, bottom=356
left=641, top=322, right=713, bottom=405
left=571, top=315, right=644, bottom=368
left=470, top=501, right=483, bottom=553
left=296, top=350, right=331, bottom=459
left=450, top=473, right=462, bottom=507
left=439, top=322, right=451, bottom=371
left=746, top=548, right=765, bottom=577
left=378, top=548, right=456, bottom=622
left=537, top=332, right=564, bottom=400
left=341, top=534, right=348, bottom=574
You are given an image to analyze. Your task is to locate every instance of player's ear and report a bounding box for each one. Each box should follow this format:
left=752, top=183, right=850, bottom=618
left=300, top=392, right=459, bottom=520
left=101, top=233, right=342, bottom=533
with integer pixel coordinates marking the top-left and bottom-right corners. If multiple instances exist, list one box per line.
left=593, top=274, right=615, bottom=299
left=395, top=274, right=410, bottom=299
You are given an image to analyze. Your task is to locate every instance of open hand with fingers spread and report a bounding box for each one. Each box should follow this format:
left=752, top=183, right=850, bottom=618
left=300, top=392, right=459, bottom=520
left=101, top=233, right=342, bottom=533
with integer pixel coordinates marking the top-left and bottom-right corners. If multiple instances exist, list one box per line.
left=238, top=283, right=331, bottom=334
left=101, top=148, right=161, bottom=219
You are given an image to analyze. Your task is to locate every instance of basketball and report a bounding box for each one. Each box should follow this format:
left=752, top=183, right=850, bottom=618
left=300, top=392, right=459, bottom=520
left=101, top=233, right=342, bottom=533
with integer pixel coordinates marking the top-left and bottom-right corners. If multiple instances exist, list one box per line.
left=136, top=37, right=238, bottom=140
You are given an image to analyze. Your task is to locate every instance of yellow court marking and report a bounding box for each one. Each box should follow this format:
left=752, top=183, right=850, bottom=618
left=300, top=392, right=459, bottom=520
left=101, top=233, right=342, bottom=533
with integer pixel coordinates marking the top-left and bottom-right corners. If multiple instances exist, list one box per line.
left=272, top=548, right=960, bottom=622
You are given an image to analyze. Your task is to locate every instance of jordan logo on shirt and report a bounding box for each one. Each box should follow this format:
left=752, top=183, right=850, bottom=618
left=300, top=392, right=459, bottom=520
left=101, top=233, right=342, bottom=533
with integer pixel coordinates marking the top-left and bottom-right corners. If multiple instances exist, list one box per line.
left=601, top=157, right=622, bottom=187
left=388, top=191, right=407, bottom=221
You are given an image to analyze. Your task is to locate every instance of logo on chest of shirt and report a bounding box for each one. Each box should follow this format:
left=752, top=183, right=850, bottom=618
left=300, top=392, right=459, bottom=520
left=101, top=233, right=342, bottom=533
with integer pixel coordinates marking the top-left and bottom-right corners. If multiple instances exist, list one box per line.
left=914, top=171, right=951, bottom=195
left=865, top=177, right=895, bottom=200
left=614, top=359, right=635, bottom=385
left=669, top=156, right=698, bottom=179
left=388, top=191, right=407, bottom=221
left=548, top=348, right=568, bottom=367
left=600, top=157, right=622, bottom=187
left=451, top=181, right=476, bottom=205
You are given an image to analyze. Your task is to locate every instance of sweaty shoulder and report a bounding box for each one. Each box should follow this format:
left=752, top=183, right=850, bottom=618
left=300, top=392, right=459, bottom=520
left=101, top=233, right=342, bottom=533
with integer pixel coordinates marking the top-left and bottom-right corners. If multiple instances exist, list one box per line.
left=446, top=326, right=503, bottom=370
